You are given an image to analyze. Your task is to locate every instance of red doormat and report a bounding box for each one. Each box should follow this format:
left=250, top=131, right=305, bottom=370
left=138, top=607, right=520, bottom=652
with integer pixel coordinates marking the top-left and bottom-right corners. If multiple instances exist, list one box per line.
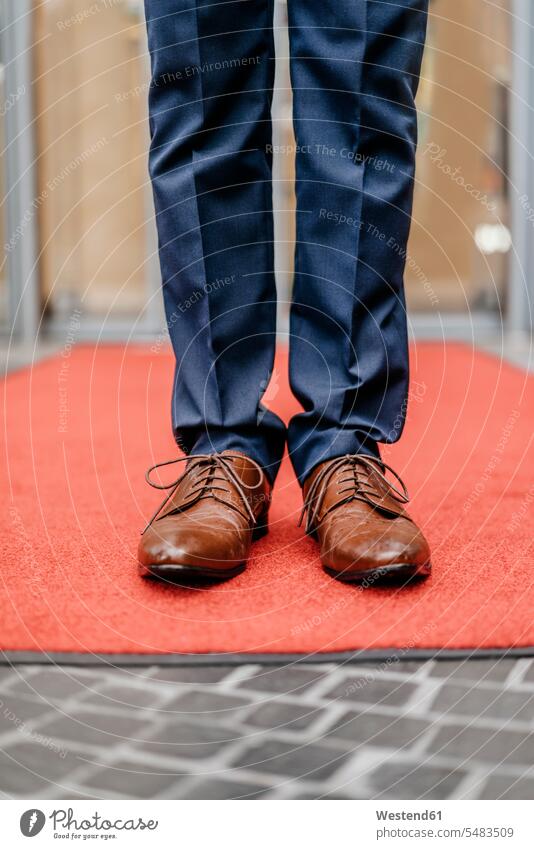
left=1, top=343, right=533, bottom=661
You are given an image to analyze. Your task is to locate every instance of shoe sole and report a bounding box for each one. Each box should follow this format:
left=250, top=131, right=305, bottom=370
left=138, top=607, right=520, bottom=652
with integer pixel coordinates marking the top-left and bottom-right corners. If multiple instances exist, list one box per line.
left=324, top=561, right=432, bottom=585
left=140, top=561, right=246, bottom=583
left=139, top=522, right=268, bottom=584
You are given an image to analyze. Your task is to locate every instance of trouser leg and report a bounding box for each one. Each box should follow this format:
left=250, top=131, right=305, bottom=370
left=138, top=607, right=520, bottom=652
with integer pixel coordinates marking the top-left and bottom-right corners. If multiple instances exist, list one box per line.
left=286, top=0, right=428, bottom=484
left=144, top=0, right=286, bottom=483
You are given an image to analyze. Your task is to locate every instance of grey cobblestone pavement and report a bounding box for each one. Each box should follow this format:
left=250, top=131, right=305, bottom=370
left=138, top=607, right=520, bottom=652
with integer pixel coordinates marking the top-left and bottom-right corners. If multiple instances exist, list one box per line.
left=0, top=657, right=533, bottom=800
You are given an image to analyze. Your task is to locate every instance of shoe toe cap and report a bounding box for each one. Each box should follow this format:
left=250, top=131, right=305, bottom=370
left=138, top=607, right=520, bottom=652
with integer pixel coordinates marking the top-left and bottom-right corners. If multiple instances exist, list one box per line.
left=321, top=517, right=431, bottom=579
left=138, top=517, right=248, bottom=571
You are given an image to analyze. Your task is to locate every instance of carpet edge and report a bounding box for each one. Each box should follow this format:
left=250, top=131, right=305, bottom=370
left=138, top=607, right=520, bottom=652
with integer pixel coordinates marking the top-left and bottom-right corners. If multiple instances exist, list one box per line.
left=1, top=647, right=533, bottom=666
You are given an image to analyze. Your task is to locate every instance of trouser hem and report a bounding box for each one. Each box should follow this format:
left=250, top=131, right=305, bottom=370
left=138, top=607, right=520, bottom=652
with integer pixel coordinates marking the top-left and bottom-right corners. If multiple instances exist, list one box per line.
left=174, top=426, right=286, bottom=487
left=288, top=433, right=381, bottom=487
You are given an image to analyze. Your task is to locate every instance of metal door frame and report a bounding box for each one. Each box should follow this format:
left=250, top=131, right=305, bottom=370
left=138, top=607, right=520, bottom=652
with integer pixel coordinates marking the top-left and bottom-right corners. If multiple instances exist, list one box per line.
left=0, top=0, right=38, bottom=343
left=509, top=0, right=534, bottom=336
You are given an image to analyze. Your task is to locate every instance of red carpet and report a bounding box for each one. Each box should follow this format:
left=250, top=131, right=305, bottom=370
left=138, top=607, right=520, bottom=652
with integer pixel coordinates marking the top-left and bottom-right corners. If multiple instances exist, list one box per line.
left=1, top=343, right=533, bottom=658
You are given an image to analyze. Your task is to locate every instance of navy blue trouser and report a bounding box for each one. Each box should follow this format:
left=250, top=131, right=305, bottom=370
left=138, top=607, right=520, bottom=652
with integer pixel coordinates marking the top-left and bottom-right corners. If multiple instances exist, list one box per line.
left=144, top=0, right=428, bottom=485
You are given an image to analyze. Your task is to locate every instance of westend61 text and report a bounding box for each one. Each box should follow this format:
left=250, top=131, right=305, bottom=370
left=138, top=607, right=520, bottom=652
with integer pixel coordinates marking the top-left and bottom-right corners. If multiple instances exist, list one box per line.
left=376, top=810, right=442, bottom=821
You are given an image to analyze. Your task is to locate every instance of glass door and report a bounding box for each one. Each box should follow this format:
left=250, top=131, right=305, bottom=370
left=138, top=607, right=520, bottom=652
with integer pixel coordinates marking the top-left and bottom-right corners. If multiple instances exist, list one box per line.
left=406, top=0, right=511, bottom=315
left=271, top=0, right=512, bottom=323
left=33, top=0, right=161, bottom=337
left=6, top=0, right=520, bottom=342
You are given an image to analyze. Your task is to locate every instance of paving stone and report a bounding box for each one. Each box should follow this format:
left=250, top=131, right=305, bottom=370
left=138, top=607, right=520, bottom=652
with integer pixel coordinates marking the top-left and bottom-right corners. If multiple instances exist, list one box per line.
left=237, top=666, right=324, bottom=696
left=95, top=669, right=158, bottom=687
left=0, top=668, right=18, bottom=687
left=430, top=659, right=516, bottom=684
left=139, top=719, right=241, bottom=760
left=385, top=661, right=431, bottom=676
left=0, top=748, right=68, bottom=799
left=231, top=739, right=349, bottom=780
left=82, top=760, right=180, bottom=798
left=0, top=740, right=81, bottom=784
left=324, top=676, right=416, bottom=708
left=9, top=669, right=100, bottom=701
left=180, top=779, right=269, bottom=799
left=322, top=790, right=368, bottom=799
left=146, top=666, right=236, bottom=685
left=431, top=684, right=534, bottom=722
left=521, top=662, right=534, bottom=685
left=429, top=724, right=534, bottom=766
left=478, top=775, right=534, bottom=800
left=83, top=685, right=162, bottom=711
left=40, top=709, right=148, bottom=748
left=369, top=762, right=466, bottom=799
left=244, top=699, right=324, bottom=732
left=326, top=710, right=429, bottom=749
left=348, top=661, right=426, bottom=678
left=0, top=747, right=49, bottom=796
left=0, top=694, right=50, bottom=735
left=293, top=791, right=353, bottom=800
left=49, top=791, right=99, bottom=801
left=164, top=689, right=251, bottom=715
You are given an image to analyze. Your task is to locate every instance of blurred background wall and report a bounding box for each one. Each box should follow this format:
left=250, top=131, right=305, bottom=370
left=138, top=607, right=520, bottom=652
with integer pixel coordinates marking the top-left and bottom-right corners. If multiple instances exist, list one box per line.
left=1, top=0, right=532, bottom=345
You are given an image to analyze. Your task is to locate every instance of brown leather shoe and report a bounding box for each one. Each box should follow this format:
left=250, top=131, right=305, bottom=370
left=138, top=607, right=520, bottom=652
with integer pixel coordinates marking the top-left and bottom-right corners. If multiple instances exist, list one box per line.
left=301, top=454, right=431, bottom=584
left=138, top=451, right=270, bottom=582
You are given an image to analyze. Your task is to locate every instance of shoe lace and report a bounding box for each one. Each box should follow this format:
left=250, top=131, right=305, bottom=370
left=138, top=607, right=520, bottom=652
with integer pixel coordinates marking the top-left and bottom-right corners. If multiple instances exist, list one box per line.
left=299, top=453, right=410, bottom=534
left=141, top=452, right=265, bottom=534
